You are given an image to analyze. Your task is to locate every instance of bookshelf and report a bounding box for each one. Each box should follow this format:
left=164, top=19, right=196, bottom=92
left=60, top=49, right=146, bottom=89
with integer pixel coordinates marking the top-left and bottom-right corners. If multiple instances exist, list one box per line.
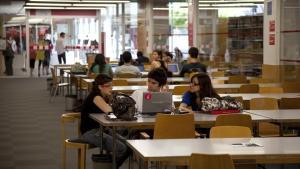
left=228, top=15, right=263, bottom=64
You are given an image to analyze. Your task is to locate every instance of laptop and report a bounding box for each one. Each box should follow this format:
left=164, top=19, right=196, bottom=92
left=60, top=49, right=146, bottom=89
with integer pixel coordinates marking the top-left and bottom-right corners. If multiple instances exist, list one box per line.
left=139, top=92, right=173, bottom=115
left=137, top=65, right=144, bottom=72
left=167, top=64, right=179, bottom=73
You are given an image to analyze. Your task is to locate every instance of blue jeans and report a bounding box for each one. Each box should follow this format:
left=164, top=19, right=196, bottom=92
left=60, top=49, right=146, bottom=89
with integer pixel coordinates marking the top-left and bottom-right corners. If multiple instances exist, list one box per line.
left=81, top=128, right=129, bottom=168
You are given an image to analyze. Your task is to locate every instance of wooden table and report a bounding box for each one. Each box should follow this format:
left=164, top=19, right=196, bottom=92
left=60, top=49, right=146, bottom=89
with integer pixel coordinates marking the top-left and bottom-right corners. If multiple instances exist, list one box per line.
left=90, top=112, right=271, bottom=169
left=127, top=137, right=300, bottom=164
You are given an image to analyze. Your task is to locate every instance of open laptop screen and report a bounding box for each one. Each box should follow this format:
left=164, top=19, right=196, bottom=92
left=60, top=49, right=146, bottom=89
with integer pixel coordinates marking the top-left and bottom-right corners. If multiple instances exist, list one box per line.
left=167, top=64, right=179, bottom=73
left=140, top=92, right=173, bottom=115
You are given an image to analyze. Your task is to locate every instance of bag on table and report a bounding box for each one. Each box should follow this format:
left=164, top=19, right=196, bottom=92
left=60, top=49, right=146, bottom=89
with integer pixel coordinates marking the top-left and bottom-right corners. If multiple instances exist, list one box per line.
left=201, top=96, right=243, bottom=114
left=110, top=92, right=137, bottom=121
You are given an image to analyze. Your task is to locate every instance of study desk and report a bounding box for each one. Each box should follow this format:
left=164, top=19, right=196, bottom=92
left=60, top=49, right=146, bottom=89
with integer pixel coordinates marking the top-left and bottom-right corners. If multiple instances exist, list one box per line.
left=90, top=112, right=271, bottom=169
left=127, top=137, right=300, bottom=164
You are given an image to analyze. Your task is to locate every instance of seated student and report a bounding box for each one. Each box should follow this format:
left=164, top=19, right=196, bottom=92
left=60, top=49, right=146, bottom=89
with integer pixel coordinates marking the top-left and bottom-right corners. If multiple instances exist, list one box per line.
left=115, top=51, right=141, bottom=76
left=131, top=68, right=168, bottom=111
left=89, top=53, right=113, bottom=77
left=162, top=51, right=174, bottom=64
left=180, top=47, right=207, bottom=77
left=135, top=51, right=149, bottom=65
left=150, top=50, right=172, bottom=77
left=179, top=73, right=220, bottom=113
left=80, top=74, right=129, bottom=168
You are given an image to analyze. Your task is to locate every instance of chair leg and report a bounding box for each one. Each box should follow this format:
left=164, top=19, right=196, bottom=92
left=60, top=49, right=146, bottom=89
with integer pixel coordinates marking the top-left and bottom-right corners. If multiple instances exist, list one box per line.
left=79, top=147, right=86, bottom=169
left=51, top=86, right=58, bottom=102
left=62, top=143, right=67, bottom=169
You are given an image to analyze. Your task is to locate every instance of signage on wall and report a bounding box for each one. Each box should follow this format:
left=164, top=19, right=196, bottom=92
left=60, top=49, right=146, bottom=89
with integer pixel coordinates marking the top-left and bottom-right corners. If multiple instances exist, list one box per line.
left=267, top=1, right=272, bottom=15
left=269, top=34, right=275, bottom=45
left=269, top=20, right=275, bottom=32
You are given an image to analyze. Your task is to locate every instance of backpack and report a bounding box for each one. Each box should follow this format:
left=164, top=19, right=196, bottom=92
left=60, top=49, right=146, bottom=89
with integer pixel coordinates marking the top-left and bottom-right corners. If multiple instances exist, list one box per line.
left=201, top=96, right=243, bottom=112
left=110, top=93, right=137, bottom=121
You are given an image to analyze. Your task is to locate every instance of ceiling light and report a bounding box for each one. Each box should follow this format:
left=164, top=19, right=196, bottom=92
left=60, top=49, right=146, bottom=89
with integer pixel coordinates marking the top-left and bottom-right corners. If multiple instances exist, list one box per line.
left=29, top=0, right=80, bottom=2
left=66, top=7, right=105, bottom=9
left=82, top=0, right=130, bottom=2
left=24, top=6, right=65, bottom=9
left=26, top=3, right=72, bottom=6
left=72, top=4, right=116, bottom=7
left=198, top=0, right=263, bottom=3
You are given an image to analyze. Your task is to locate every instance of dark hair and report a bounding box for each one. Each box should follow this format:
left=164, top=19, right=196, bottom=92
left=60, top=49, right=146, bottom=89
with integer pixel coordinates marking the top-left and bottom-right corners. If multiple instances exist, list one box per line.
left=137, top=51, right=143, bottom=57
left=148, top=68, right=167, bottom=87
left=92, top=74, right=113, bottom=94
left=122, top=51, right=132, bottom=63
left=190, top=73, right=220, bottom=106
left=188, top=47, right=199, bottom=58
left=90, top=53, right=106, bottom=73
left=153, top=50, right=163, bottom=60
left=60, top=32, right=65, bottom=37
left=164, top=51, right=173, bottom=59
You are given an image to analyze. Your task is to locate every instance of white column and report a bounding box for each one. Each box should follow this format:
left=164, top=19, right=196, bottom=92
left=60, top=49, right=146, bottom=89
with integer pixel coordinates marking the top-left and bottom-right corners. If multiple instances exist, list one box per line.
left=146, top=0, right=153, bottom=54
left=25, top=10, right=30, bottom=72
left=263, top=0, right=281, bottom=65
left=121, top=3, right=125, bottom=52
left=192, top=0, right=199, bottom=48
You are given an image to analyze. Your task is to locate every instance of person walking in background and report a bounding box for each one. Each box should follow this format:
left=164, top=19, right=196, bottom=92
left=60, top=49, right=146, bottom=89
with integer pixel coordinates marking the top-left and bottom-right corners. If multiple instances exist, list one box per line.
left=29, top=41, right=36, bottom=77
left=3, top=36, right=17, bottom=76
left=55, top=32, right=66, bottom=64
left=43, top=38, right=52, bottom=75
left=36, top=35, right=45, bottom=77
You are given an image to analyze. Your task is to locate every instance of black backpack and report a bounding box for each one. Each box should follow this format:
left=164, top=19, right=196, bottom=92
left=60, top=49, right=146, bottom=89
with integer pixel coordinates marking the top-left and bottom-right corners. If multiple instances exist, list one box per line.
left=111, top=93, right=137, bottom=121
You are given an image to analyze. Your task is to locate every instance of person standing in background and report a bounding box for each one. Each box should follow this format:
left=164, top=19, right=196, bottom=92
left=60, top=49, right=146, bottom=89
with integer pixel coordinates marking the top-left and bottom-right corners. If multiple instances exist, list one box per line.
left=43, top=38, right=52, bottom=75
left=3, top=36, right=17, bottom=76
left=36, top=35, right=45, bottom=77
left=0, top=36, right=6, bottom=74
left=55, top=32, right=66, bottom=64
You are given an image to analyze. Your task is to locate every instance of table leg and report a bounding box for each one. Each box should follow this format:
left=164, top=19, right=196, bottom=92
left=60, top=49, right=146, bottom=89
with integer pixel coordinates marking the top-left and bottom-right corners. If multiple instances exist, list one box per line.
left=112, top=126, right=117, bottom=169
left=100, top=125, right=104, bottom=154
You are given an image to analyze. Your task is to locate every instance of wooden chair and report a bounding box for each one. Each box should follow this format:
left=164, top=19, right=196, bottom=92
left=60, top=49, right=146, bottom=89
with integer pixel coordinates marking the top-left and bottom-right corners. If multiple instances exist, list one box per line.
left=250, top=78, right=274, bottom=84
left=250, top=98, right=280, bottom=137
left=172, top=86, right=189, bottom=95
left=112, top=79, right=128, bottom=86
left=190, top=153, right=235, bottom=169
left=239, top=84, right=259, bottom=93
left=49, top=68, right=69, bottom=102
left=215, top=114, right=253, bottom=131
left=61, top=112, right=94, bottom=169
left=259, top=87, right=283, bottom=93
left=211, top=71, right=225, bottom=77
left=154, top=113, right=195, bottom=139
left=279, top=98, right=300, bottom=109
left=115, top=73, right=139, bottom=78
left=144, top=64, right=152, bottom=72
left=227, top=75, right=248, bottom=84
left=282, top=82, right=300, bottom=93
left=210, top=126, right=252, bottom=138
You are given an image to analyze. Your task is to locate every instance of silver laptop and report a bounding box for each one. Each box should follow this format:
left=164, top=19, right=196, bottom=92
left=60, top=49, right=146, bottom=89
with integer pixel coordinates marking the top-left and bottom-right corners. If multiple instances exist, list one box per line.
left=167, top=64, right=179, bottom=73
left=140, top=92, right=173, bottom=115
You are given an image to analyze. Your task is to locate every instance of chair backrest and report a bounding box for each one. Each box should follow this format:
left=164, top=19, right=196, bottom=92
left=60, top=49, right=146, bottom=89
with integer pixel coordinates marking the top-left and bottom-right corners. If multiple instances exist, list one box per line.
left=239, top=84, right=259, bottom=93
left=227, top=75, right=248, bottom=84
left=210, top=126, right=252, bottom=138
left=154, top=113, right=195, bottom=139
left=112, top=79, right=128, bottom=86
left=144, top=64, right=152, bottom=72
left=172, top=86, right=189, bottom=95
left=282, top=82, right=300, bottom=93
left=215, top=114, right=252, bottom=131
left=259, top=87, right=283, bottom=93
left=115, top=73, right=138, bottom=78
left=61, top=112, right=81, bottom=142
left=250, top=78, right=274, bottom=84
left=211, top=71, right=225, bottom=77
left=190, top=153, right=235, bottom=169
left=250, top=98, right=278, bottom=110
left=279, top=98, right=300, bottom=109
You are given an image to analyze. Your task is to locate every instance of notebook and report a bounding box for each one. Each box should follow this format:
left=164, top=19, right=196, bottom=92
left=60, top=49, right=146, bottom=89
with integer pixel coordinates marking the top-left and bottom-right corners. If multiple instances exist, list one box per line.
left=139, top=92, right=173, bottom=115
left=167, top=64, right=179, bottom=73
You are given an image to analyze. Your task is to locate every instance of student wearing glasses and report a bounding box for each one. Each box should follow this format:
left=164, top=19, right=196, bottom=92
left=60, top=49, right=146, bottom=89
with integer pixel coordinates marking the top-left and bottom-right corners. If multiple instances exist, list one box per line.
left=179, top=73, right=220, bottom=113
left=80, top=74, right=129, bottom=168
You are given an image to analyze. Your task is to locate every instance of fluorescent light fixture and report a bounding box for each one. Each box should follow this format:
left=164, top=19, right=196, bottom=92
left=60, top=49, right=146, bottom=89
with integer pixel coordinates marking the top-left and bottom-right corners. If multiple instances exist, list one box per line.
left=213, top=3, right=256, bottom=6
left=153, top=8, right=169, bottom=10
left=72, top=4, right=115, bottom=7
left=199, top=7, right=255, bottom=10
left=24, top=6, right=65, bottom=9
left=82, top=0, right=130, bottom=2
left=198, top=0, right=264, bottom=2
left=26, top=3, right=72, bottom=6
left=29, top=0, right=80, bottom=2
left=66, top=7, right=105, bottom=9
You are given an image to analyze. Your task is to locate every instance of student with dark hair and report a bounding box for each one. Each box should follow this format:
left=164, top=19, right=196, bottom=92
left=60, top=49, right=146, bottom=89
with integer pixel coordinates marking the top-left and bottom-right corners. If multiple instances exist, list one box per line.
left=162, top=51, right=173, bottom=64
left=55, top=32, right=66, bottom=64
left=80, top=74, right=129, bottom=168
left=179, top=73, right=220, bottom=113
left=90, top=53, right=113, bottom=77
left=179, top=47, right=207, bottom=77
left=115, top=51, right=140, bottom=76
left=135, top=51, right=149, bottom=65
left=131, top=68, right=169, bottom=111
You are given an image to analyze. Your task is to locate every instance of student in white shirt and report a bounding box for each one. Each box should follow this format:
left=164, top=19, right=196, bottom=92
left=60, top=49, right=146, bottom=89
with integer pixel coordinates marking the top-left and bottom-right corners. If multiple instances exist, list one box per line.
left=131, top=68, right=168, bottom=112
left=114, top=51, right=140, bottom=76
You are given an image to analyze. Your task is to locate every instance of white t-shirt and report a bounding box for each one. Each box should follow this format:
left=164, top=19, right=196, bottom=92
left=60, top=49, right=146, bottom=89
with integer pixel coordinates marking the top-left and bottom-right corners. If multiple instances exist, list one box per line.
left=55, top=37, right=65, bottom=55
left=115, top=64, right=140, bottom=75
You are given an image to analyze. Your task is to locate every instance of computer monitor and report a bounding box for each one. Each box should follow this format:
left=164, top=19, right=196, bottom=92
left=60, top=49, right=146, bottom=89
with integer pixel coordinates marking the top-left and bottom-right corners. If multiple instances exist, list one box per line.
left=167, top=64, right=179, bottom=73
